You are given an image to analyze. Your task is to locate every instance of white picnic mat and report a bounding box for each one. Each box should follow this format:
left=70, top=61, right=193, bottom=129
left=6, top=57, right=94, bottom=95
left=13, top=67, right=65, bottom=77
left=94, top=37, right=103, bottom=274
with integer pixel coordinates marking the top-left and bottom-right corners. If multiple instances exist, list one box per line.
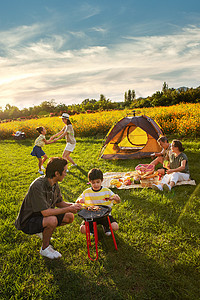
left=103, top=171, right=196, bottom=189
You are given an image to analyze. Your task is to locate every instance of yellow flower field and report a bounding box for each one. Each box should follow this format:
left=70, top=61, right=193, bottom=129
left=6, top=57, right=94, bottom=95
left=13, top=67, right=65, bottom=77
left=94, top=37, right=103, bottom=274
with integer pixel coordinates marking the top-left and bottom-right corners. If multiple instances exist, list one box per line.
left=0, top=103, right=200, bottom=139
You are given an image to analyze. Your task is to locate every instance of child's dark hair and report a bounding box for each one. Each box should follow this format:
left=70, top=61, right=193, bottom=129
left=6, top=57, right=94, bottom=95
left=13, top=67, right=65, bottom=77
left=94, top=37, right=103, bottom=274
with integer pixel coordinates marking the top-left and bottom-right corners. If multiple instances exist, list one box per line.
left=46, top=157, right=68, bottom=178
left=36, top=126, right=44, bottom=134
left=172, top=140, right=185, bottom=152
left=67, top=119, right=72, bottom=125
left=88, top=168, right=103, bottom=181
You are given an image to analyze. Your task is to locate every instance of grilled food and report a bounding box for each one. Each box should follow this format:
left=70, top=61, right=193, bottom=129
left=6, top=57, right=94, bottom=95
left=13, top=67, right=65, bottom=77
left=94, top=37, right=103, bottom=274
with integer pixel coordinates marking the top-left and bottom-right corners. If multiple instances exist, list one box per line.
left=87, top=206, right=100, bottom=211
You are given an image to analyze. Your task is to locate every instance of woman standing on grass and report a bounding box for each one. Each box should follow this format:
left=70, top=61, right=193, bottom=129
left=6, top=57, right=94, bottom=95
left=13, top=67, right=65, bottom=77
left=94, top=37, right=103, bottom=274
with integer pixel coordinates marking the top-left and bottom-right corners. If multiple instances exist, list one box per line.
left=51, top=113, right=77, bottom=168
left=152, top=139, right=190, bottom=192
left=31, top=127, right=54, bottom=175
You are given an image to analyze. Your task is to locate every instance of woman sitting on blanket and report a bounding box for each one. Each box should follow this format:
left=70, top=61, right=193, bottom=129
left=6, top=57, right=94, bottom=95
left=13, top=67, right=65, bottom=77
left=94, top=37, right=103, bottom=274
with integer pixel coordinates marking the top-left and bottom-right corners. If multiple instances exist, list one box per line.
left=152, top=140, right=190, bottom=192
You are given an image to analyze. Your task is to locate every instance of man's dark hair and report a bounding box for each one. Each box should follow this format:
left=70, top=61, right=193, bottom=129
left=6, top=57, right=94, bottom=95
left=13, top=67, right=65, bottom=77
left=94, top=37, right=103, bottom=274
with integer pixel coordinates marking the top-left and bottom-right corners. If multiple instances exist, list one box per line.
left=157, top=136, right=168, bottom=143
left=46, top=157, right=68, bottom=178
left=88, top=168, right=103, bottom=181
left=36, top=126, right=44, bottom=134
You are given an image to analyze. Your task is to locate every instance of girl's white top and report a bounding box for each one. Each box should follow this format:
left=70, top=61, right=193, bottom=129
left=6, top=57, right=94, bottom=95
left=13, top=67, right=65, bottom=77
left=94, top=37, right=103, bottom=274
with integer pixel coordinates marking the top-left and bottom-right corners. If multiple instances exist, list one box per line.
left=34, top=134, right=45, bottom=147
left=64, top=125, right=76, bottom=144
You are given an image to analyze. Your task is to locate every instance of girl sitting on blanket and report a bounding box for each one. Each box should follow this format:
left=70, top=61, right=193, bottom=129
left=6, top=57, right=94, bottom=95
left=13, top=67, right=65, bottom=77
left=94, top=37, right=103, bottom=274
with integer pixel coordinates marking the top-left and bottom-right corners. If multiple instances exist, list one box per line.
left=152, top=140, right=190, bottom=192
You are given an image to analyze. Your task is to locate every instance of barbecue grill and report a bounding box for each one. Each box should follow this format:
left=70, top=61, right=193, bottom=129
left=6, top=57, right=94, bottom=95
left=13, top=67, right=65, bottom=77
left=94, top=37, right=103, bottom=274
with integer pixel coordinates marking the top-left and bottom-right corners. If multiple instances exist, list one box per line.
left=78, top=205, right=118, bottom=260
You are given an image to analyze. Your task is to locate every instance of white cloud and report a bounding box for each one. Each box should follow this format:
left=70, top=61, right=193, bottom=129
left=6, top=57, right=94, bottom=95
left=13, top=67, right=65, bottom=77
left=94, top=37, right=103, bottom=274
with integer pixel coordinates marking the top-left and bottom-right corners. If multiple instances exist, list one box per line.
left=0, top=24, right=46, bottom=48
left=0, top=24, right=200, bottom=109
left=79, top=3, right=101, bottom=20
left=90, top=27, right=107, bottom=33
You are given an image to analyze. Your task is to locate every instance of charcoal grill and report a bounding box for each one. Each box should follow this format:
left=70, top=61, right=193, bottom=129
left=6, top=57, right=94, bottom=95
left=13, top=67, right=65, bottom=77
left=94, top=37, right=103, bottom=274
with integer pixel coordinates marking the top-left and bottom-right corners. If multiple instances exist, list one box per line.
left=78, top=205, right=118, bottom=260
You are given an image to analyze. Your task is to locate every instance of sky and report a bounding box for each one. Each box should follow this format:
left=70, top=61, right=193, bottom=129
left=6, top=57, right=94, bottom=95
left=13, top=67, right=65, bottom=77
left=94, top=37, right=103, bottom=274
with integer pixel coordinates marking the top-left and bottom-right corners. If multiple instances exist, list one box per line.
left=0, top=0, right=200, bottom=109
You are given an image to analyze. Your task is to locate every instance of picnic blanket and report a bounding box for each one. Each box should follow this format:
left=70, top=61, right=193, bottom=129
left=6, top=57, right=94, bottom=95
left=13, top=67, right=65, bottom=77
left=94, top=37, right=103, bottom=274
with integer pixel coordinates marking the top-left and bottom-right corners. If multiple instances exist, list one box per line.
left=103, top=171, right=196, bottom=189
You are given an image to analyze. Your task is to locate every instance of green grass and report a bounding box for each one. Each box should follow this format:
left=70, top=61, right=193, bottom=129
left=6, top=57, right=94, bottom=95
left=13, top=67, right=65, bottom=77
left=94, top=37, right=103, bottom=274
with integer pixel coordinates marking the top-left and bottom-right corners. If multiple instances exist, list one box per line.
left=0, top=137, right=200, bottom=300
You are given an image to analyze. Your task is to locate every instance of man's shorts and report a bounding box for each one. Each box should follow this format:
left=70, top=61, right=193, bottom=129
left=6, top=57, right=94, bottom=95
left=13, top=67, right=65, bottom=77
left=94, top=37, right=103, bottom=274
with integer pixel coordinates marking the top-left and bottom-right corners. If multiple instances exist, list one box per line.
left=21, top=212, right=65, bottom=235
left=82, top=215, right=117, bottom=232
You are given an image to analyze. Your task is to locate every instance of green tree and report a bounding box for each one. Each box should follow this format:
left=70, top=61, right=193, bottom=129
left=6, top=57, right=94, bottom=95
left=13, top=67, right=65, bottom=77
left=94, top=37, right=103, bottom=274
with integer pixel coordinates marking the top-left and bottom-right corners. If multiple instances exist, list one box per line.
left=124, top=91, right=127, bottom=102
left=124, top=89, right=136, bottom=106
left=162, top=82, right=168, bottom=94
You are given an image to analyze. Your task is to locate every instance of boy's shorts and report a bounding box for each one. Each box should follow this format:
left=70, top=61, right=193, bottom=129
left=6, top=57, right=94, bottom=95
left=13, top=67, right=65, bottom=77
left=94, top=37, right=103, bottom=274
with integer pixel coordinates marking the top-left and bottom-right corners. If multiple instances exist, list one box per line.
left=21, top=212, right=65, bottom=234
left=82, top=215, right=117, bottom=232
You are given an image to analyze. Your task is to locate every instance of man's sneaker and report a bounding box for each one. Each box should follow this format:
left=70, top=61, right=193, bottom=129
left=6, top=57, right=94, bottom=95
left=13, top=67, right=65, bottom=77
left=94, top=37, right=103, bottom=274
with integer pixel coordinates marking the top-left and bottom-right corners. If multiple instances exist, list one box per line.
left=163, top=183, right=171, bottom=192
left=38, top=170, right=44, bottom=175
left=41, top=165, right=45, bottom=170
left=40, top=245, right=62, bottom=259
left=71, top=164, right=77, bottom=167
left=48, top=245, right=62, bottom=258
left=152, top=184, right=163, bottom=191
left=103, top=226, right=111, bottom=236
left=35, top=232, right=43, bottom=240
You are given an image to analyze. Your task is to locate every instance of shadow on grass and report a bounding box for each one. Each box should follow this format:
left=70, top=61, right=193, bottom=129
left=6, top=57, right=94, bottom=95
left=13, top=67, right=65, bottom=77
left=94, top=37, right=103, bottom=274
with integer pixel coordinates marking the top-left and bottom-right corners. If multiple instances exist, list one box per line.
left=99, top=233, right=199, bottom=299
left=44, top=256, right=124, bottom=300
left=13, top=139, right=33, bottom=146
left=43, top=228, right=199, bottom=300
left=69, top=165, right=88, bottom=177
left=116, top=186, right=200, bottom=237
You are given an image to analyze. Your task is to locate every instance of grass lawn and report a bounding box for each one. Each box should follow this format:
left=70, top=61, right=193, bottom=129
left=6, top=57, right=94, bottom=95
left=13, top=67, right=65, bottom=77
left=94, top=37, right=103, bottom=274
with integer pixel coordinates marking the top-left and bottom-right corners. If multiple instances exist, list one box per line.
left=0, top=137, right=200, bottom=300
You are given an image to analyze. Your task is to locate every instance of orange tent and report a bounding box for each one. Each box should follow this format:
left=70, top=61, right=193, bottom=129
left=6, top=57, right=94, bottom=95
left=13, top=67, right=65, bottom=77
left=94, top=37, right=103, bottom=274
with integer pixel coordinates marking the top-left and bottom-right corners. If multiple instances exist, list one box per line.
left=100, top=114, right=163, bottom=160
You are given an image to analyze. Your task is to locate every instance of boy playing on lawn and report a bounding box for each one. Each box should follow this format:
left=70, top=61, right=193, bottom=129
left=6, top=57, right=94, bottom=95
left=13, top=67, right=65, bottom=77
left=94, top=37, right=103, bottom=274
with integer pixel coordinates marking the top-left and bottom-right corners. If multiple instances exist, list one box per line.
left=76, top=168, right=121, bottom=236
left=15, top=157, right=82, bottom=259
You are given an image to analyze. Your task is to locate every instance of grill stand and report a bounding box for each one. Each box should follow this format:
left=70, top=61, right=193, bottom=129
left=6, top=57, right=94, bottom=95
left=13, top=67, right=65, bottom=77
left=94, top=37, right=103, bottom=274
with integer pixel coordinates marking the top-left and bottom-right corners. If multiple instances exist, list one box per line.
left=85, top=216, right=118, bottom=261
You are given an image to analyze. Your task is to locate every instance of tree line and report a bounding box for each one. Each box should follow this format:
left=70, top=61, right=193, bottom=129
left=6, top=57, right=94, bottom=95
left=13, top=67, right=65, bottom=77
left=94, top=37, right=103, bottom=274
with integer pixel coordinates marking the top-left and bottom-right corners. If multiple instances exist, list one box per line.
left=132, top=83, right=200, bottom=108
left=0, top=83, right=200, bottom=121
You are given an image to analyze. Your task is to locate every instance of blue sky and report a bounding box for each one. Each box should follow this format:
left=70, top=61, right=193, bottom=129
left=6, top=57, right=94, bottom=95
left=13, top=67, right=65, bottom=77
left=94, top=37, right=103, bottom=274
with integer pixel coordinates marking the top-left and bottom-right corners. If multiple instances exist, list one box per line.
left=0, top=0, right=200, bottom=109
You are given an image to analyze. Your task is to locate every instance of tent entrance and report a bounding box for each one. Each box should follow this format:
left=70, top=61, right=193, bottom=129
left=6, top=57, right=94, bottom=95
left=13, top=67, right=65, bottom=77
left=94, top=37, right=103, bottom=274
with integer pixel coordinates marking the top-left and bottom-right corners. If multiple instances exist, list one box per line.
left=113, top=125, right=148, bottom=153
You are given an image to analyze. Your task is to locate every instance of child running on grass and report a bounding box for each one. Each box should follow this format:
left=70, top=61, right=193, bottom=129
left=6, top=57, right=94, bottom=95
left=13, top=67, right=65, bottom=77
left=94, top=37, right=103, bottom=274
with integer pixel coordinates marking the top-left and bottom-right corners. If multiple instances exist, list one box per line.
left=49, top=113, right=77, bottom=170
left=76, top=168, right=121, bottom=236
left=31, top=126, right=54, bottom=175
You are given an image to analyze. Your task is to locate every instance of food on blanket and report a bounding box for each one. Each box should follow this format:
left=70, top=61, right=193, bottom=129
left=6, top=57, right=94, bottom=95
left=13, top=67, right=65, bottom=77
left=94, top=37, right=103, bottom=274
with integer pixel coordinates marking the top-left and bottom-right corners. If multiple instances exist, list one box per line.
left=119, top=178, right=124, bottom=182
left=134, top=179, right=140, bottom=184
left=134, top=176, right=141, bottom=184
left=110, top=179, right=119, bottom=185
left=125, top=171, right=137, bottom=177
left=124, top=176, right=134, bottom=181
left=124, top=179, right=132, bottom=185
left=117, top=183, right=122, bottom=188
left=110, top=179, right=122, bottom=188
